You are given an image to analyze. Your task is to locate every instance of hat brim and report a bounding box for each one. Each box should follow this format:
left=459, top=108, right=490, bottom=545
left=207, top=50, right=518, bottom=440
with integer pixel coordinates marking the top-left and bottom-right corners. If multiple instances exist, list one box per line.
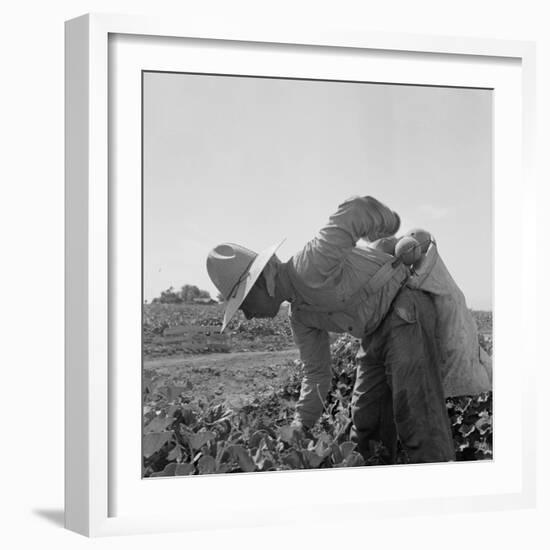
left=221, top=238, right=286, bottom=332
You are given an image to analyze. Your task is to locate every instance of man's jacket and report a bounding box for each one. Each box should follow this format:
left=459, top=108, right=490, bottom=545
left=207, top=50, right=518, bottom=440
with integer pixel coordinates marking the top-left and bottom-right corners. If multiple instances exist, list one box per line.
left=278, top=196, right=409, bottom=428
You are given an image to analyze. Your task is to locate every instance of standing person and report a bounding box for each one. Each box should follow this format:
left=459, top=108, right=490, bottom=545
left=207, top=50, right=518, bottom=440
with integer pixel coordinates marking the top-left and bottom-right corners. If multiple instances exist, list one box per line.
left=207, top=196, right=459, bottom=463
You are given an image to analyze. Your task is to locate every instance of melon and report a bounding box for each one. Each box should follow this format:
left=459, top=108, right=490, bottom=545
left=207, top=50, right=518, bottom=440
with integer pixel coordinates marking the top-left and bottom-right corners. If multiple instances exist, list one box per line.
left=395, top=236, right=422, bottom=266
left=406, top=228, right=432, bottom=254
left=372, top=236, right=398, bottom=255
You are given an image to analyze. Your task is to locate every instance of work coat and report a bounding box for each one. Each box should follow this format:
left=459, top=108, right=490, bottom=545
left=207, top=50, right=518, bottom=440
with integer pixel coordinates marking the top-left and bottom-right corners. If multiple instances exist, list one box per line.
left=277, top=196, right=491, bottom=428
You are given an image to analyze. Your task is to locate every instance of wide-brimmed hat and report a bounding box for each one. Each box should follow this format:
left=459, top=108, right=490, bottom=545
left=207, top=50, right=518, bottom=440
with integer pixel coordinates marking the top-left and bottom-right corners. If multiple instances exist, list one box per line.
left=206, top=238, right=285, bottom=332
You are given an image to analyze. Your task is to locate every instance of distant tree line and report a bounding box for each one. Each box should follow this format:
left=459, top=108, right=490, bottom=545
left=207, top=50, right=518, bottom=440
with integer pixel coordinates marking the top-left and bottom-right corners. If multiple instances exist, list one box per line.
left=151, top=284, right=217, bottom=305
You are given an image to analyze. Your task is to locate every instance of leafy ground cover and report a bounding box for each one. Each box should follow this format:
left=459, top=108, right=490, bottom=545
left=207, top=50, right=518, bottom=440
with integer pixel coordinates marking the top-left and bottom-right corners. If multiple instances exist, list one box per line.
left=144, top=349, right=300, bottom=410
left=143, top=303, right=294, bottom=357
left=143, top=306, right=493, bottom=477
left=144, top=303, right=488, bottom=356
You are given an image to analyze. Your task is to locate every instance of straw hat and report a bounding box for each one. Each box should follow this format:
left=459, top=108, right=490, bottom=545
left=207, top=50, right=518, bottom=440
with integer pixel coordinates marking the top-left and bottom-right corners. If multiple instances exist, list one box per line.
left=207, top=238, right=285, bottom=332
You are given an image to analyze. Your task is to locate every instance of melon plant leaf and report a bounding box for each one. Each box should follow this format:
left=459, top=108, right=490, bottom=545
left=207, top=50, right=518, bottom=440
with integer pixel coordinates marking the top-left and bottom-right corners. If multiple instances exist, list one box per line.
left=282, top=449, right=302, bottom=469
left=475, top=415, right=492, bottom=435
left=143, top=431, right=174, bottom=458
left=227, top=445, right=256, bottom=472
left=331, top=443, right=343, bottom=464
left=167, top=445, right=183, bottom=462
left=143, top=379, right=153, bottom=395
left=459, top=424, right=475, bottom=437
left=278, top=425, right=304, bottom=444
left=180, top=406, right=197, bottom=426
left=303, top=450, right=324, bottom=468
left=162, top=385, right=188, bottom=402
left=278, top=425, right=295, bottom=443
left=314, top=434, right=333, bottom=457
left=162, top=463, right=178, bottom=476
left=187, top=431, right=216, bottom=450
left=249, top=430, right=269, bottom=449
left=144, top=415, right=174, bottom=434
left=198, top=455, right=216, bottom=474
left=344, top=451, right=365, bottom=467
left=175, top=463, right=195, bottom=476
left=339, top=441, right=355, bottom=459
left=149, top=463, right=179, bottom=476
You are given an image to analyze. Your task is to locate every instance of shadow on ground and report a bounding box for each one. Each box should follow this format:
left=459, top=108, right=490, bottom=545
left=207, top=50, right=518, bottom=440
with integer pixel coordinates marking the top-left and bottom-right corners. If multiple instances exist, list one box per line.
left=33, top=509, right=64, bottom=527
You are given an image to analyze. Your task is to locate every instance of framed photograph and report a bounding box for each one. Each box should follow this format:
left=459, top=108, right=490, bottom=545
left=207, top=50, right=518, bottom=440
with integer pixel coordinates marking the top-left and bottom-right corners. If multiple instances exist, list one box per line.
left=65, top=13, right=537, bottom=537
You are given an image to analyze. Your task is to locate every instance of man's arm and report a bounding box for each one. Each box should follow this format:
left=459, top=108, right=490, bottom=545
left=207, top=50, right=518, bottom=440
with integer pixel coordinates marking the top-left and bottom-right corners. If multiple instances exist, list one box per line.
left=290, top=314, right=333, bottom=429
left=293, top=196, right=400, bottom=282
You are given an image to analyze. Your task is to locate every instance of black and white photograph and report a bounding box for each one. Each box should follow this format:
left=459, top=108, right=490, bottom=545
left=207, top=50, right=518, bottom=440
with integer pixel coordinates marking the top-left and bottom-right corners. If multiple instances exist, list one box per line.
left=141, top=71, right=493, bottom=477
left=4, top=0, right=547, bottom=545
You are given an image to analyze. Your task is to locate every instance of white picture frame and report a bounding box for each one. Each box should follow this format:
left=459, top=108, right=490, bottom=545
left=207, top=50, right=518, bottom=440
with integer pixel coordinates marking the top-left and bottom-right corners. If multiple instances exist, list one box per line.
left=65, top=13, right=537, bottom=537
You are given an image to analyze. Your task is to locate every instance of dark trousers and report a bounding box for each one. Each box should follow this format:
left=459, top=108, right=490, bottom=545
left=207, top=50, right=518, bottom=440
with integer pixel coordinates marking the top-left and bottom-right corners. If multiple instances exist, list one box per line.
left=350, top=287, right=455, bottom=464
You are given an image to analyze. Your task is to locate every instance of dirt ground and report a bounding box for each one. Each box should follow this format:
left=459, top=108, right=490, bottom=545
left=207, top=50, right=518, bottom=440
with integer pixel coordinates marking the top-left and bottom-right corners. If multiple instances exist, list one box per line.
left=144, top=349, right=301, bottom=408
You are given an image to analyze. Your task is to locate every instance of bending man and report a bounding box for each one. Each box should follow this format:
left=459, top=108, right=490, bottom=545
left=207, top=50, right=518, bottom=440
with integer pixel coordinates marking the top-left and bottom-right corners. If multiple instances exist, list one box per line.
left=206, top=196, right=455, bottom=463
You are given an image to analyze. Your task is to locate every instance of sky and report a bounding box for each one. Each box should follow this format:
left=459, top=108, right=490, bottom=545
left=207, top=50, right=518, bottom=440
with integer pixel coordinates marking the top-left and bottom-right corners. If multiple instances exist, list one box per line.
left=143, top=72, right=492, bottom=310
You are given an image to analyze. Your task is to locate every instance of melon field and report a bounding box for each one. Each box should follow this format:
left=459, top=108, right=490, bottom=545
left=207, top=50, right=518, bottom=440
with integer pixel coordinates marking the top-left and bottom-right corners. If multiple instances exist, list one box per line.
left=143, top=302, right=493, bottom=477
